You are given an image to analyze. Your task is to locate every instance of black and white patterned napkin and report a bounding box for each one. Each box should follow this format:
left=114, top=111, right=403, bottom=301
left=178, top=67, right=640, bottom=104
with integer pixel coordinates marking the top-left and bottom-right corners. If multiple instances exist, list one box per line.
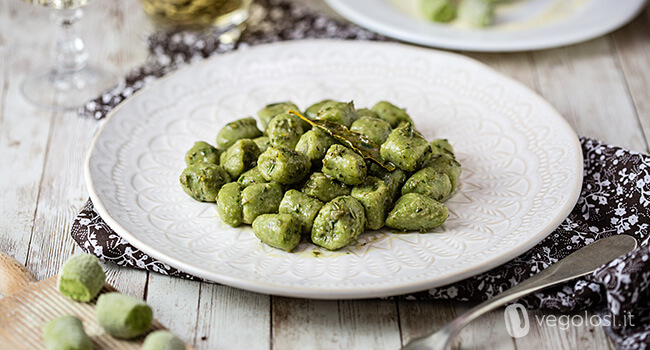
left=73, top=1, right=650, bottom=348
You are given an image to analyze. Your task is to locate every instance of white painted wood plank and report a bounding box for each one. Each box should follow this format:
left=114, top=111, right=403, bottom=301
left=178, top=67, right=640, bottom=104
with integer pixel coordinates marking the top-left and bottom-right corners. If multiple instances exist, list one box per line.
left=102, top=264, right=149, bottom=299
left=145, top=274, right=201, bottom=346
left=272, top=298, right=351, bottom=349
left=337, top=299, right=401, bottom=349
left=398, top=300, right=457, bottom=345
left=194, top=284, right=270, bottom=350
left=400, top=299, right=615, bottom=350
left=81, top=0, right=151, bottom=74
left=24, top=109, right=99, bottom=279
left=532, top=37, right=647, bottom=152
left=466, top=52, right=538, bottom=91
left=454, top=302, right=515, bottom=350
left=0, top=0, right=54, bottom=265
left=272, top=297, right=401, bottom=350
left=0, top=4, right=171, bottom=345
left=611, top=7, right=650, bottom=150
left=398, top=300, right=516, bottom=350
left=520, top=309, right=615, bottom=349
left=12, top=0, right=150, bottom=290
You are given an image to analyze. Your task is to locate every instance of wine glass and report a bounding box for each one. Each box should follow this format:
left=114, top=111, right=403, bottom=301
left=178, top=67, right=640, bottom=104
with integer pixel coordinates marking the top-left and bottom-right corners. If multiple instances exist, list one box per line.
left=139, top=0, right=251, bottom=42
left=20, top=0, right=116, bottom=111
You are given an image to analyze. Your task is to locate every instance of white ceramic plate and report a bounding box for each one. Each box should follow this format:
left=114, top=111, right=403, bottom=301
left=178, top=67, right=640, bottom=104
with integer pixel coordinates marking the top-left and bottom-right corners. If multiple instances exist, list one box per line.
left=324, top=0, right=646, bottom=52
left=86, top=40, right=583, bottom=299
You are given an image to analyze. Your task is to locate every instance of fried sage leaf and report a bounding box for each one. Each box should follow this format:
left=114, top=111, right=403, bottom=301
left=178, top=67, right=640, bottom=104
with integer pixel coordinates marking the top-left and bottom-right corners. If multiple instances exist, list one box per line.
left=289, top=110, right=396, bottom=171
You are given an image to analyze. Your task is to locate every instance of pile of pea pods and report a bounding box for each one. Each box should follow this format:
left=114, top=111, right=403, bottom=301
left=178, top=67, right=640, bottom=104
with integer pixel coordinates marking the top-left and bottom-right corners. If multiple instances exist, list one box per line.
left=180, top=100, right=461, bottom=252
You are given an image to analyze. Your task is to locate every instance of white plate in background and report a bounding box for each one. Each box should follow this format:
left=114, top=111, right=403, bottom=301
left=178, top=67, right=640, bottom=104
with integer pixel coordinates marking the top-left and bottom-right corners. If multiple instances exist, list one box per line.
left=324, top=0, right=646, bottom=51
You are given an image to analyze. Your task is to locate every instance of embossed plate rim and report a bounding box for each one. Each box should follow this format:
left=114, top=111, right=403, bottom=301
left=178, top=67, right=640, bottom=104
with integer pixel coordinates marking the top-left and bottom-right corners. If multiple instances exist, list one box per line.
left=85, top=40, right=583, bottom=299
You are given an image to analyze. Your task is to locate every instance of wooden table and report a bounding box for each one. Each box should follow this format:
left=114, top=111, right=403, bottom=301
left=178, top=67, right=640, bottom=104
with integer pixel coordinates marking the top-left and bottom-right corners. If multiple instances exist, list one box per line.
left=1, top=0, right=648, bottom=348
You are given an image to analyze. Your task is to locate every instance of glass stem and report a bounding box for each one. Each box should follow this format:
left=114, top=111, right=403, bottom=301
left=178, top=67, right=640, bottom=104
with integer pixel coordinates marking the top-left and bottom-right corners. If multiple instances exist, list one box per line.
left=50, top=8, right=89, bottom=90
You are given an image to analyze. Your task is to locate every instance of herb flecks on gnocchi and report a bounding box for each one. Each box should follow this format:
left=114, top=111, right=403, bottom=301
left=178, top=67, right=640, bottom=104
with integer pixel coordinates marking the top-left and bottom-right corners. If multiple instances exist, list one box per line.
left=180, top=100, right=461, bottom=252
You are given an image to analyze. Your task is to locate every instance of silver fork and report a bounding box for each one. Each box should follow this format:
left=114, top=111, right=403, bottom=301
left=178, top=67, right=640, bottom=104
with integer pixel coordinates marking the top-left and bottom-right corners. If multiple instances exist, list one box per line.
left=402, top=234, right=638, bottom=350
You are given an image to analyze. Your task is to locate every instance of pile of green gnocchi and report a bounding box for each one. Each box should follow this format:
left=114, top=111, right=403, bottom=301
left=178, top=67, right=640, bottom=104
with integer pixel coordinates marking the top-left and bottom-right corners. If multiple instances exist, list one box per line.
left=179, top=100, right=461, bottom=252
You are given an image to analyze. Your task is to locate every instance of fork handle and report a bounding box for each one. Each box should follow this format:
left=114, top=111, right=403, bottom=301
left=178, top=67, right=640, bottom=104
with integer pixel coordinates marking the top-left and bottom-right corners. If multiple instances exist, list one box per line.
left=404, top=234, right=638, bottom=350
left=446, top=234, right=639, bottom=335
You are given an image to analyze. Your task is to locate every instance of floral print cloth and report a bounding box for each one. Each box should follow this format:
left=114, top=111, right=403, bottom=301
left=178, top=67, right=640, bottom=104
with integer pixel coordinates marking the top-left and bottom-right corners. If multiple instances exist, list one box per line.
left=72, top=0, right=650, bottom=348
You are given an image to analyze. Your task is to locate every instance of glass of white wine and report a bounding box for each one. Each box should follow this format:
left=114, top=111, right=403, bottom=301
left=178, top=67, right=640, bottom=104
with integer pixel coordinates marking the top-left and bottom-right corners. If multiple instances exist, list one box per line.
left=20, top=0, right=116, bottom=111
left=139, top=0, right=251, bottom=42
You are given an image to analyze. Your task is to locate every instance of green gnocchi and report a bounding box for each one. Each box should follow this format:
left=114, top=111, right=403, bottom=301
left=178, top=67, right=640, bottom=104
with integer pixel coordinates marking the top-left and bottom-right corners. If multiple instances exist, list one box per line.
left=180, top=99, right=461, bottom=252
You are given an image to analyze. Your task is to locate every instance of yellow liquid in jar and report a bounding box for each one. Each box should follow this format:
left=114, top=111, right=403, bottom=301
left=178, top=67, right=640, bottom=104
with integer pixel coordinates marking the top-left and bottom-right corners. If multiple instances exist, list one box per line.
left=140, top=0, right=251, bottom=30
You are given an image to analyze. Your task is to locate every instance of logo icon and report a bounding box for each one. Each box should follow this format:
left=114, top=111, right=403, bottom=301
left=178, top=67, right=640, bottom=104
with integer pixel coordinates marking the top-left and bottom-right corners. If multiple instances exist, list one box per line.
left=504, top=303, right=530, bottom=338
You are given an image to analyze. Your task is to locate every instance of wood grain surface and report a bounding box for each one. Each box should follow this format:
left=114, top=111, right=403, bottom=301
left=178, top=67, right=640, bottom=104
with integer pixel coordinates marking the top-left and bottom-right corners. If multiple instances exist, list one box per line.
left=1, top=0, right=648, bottom=349
left=0, top=278, right=168, bottom=349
